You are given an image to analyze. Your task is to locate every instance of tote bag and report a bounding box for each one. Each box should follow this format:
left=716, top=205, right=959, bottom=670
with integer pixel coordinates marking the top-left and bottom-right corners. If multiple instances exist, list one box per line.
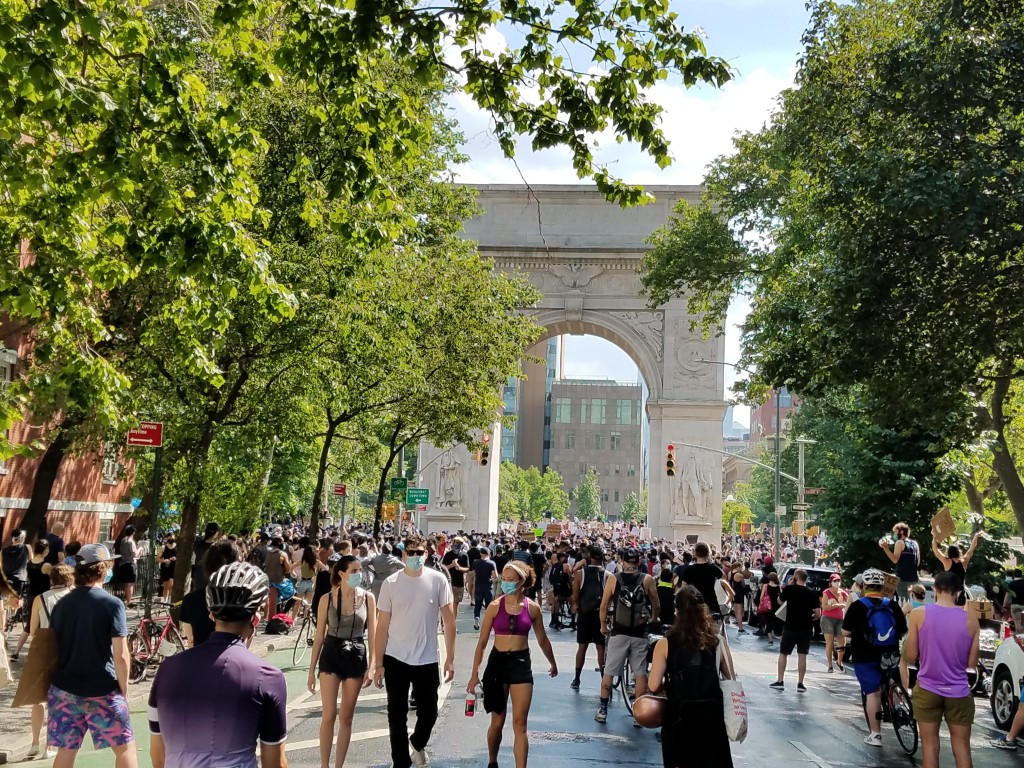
left=721, top=678, right=748, bottom=743
left=11, top=627, right=58, bottom=706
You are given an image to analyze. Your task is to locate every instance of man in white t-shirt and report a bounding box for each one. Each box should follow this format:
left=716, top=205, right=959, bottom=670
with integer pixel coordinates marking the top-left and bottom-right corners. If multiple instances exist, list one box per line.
left=373, top=534, right=455, bottom=768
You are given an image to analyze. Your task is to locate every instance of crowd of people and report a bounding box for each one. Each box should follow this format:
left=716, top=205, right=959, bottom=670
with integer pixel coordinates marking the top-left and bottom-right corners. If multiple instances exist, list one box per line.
left=0, top=516, right=1013, bottom=768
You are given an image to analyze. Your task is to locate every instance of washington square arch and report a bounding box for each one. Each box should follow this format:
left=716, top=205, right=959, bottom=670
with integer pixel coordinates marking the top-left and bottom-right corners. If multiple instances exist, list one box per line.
left=417, top=184, right=726, bottom=543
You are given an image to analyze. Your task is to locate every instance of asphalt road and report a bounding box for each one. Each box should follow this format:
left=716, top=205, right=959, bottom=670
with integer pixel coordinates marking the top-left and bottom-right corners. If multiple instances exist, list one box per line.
left=5, top=605, right=1024, bottom=767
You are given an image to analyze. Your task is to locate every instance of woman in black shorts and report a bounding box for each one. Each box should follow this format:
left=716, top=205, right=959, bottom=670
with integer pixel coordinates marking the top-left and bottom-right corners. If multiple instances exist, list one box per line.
left=308, top=555, right=377, bottom=768
left=467, top=561, right=558, bottom=768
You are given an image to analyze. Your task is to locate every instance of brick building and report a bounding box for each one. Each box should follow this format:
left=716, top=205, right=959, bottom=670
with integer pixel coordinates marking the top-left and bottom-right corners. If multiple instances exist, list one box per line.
left=1, top=329, right=134, bottom=545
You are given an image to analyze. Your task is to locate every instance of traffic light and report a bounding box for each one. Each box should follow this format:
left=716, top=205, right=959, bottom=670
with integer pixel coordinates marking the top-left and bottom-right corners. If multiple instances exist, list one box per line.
left=665, top=444, right=676, bottom=477
left=480, top=434, right=491, bottom=466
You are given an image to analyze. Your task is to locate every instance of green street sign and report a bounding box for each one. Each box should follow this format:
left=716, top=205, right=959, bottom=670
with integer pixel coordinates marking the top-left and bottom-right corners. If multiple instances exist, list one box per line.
left=390, top=477, right=408, bottom=492
left=406, top=488, right=429, bottom=505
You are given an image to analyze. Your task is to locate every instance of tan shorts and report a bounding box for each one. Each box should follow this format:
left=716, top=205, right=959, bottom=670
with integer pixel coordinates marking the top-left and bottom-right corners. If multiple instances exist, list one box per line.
left=912, top=685, right=975, bottom=726
left=452, top=586, right=465, bottom=604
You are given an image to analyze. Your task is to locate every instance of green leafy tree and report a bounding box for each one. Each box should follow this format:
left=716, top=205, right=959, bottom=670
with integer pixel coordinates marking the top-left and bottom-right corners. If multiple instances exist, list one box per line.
left=721, top=498, right=753, bottom=534
left=620, top=489, right=647, bottom=524
left=640, top=0, right=1024, bottom=532
left=499, top=462, right=570, bottom=522
left=574, top=468, right=602, bottom=521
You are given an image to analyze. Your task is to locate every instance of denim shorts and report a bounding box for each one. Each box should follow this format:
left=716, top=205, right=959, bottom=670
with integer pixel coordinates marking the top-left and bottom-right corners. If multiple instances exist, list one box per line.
left=47, top=685, right=134, bottom=751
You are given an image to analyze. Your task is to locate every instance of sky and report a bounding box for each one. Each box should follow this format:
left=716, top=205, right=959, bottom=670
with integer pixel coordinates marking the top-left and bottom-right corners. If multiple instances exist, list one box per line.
left=451, top=1, right=812, bottom=425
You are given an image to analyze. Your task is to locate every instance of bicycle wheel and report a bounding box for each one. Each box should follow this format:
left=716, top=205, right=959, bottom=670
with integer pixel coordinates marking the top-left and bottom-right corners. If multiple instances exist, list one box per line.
left=292, top=615, right=313, bottom=666
left=161, top=624, right=186, bottom=657
left=621, top=659, right=636, bottom=714
left=889, top=682, right=918, bottom=756
left=127, top=628, right=148, bottom=685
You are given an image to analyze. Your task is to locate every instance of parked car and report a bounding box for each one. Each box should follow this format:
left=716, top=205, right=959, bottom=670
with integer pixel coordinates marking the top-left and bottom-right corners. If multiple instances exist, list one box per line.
left=990, top=628, right=1024, bottom=729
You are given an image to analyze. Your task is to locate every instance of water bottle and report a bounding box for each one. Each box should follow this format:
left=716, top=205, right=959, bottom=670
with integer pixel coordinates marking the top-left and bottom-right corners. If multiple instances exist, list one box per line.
left=465, top=691, right=476, bottom=717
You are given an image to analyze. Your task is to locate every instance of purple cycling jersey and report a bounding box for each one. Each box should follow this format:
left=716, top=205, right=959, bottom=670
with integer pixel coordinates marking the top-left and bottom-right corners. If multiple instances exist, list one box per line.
left=148, top=632, right=287, bottom=768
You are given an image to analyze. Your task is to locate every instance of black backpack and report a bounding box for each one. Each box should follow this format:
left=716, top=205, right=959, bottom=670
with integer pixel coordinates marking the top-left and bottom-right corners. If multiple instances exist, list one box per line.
left=666, top=643, right=721, bottom=717
left=612, top=571, right=650, bottom=630
left=579, top=566, right=607, bottom=614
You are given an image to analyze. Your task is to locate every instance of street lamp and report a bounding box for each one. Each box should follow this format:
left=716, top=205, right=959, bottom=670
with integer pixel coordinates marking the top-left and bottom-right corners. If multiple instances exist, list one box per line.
left=698, top=359, right=784, bottom=558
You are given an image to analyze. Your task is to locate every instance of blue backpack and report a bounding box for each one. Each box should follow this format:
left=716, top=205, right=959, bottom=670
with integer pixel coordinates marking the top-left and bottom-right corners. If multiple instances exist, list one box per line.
left=860, top=597, right=899, bottom=647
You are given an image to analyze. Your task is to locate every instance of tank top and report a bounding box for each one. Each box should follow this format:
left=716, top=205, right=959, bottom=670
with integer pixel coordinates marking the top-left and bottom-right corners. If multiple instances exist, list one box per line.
left=821, top=587, right=847, bottom=620
left=39, top=587, right=70, bottom=629
left=327, top=588, right=367, bottom=640
left=947, top=560, right=966, bottom=582
left=300, top=561, right=316, bottom=580
left=917, top=604, right=973, bottom=698
left=895, top=539, right=919, bottom=581
left=493, top=597, right=532, bottom=637
left=26, top=560, right=50, bottom=597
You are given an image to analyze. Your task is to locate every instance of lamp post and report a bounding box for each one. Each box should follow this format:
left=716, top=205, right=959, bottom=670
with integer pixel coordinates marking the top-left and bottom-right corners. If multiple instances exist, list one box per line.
left=699, top=359, right=784, bottom=558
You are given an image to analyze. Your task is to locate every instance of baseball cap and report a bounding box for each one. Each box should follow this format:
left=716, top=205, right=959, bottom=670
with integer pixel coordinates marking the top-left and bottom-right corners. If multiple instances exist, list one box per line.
left=76, top=544, right=119, bottom=564
left=621, top=547, right=641, bottom=564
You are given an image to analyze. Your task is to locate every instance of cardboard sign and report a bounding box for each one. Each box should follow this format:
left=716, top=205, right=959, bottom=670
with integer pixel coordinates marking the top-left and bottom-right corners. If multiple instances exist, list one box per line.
left=967, top=599, right=993, bottom=621
left=545, top=523, right=563, bottom=540
left=931, top=507, right=956, bottom=542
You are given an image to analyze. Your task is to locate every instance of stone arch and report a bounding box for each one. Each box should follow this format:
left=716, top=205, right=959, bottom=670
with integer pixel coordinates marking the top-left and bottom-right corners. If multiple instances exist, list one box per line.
left=419, top=184, right=726, bottom=543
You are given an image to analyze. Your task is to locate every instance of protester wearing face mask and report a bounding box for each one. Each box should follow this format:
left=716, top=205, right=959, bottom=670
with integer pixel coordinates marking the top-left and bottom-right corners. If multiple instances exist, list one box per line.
left=307, top=555, right=377, bottom=768
left=373, top=535, right=456, bottom=768
left=467, top=561, right=557, bottom=768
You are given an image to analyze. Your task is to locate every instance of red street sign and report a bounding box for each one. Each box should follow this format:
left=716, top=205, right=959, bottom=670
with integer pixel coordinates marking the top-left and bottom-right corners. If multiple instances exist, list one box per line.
left=333, top=484, right=347, bottom=497
left=127, top=422, right=163, bottom=448
left=415, top=504, right=427, bottom=512
left=804, top=487, right=825, bottom=495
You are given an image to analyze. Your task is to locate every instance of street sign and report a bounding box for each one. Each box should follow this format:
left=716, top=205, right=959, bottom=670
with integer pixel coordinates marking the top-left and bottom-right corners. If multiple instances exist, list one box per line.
left=127, top=422, right=164, bottom=448
left=774, top=505, right=787, bottom=518
left=792, top=502, right=811, bottom=512
left=390, top=477, right=408, bottom=492
left=415, top=504, right=427, bottom=513
left=333, top=483, right=347, bottom=497
left=406, top=488, right=429, bottom=505
left=804, top=487, right=825, bottom=495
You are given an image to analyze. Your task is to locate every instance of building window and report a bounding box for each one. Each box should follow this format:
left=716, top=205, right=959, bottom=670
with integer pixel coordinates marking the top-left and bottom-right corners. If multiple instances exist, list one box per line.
left=635, top=400, right=642, bottom=425
left=627, top=463, right=636, bottom=477
left=594, top=433, right=605, bottom=450
left=771, top=414, right=778, bottom=429
left=554, top=397, right=571, bottom=423
left=590, top=398, right=606, bottom=424
left=631, top=434, right=640, bottom=450
left=602, top=491, right=609, bottom=502
left=610, top=431, right=621, bottom=451
left=101, top=443, right=121, bottom=485
left=565, top=431, right=575, bottom=449
left=501, top=433, right=516, bottom=460
left=98, top=517, right=113, bottom=542
left=616, top=399, right=632, bottom=424
left=779, top=387, right=792, bottom=407
left=579, top=462, right=587, bottom=476
left=614, top=489, right=620, bottom=503
left=580, top=399, right=588, bottom=424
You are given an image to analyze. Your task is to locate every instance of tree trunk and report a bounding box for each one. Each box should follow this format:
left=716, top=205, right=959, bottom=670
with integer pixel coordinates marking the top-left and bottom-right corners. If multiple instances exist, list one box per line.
left=20, top=424, right=75, bottom=541
left=963, top=476, right=986, bottom=521
left=169, top=439, right=214, bottom=604
left=987, top=372, right=1024, bottom=535
left=309, top=416, right=339, bottom=538
left=372, top=450, right=400, bottom=539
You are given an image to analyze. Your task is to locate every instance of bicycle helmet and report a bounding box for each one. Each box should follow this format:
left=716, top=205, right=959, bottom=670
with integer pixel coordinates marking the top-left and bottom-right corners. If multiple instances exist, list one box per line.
left=206, top=562, right=269, bottom=622
left=861, top=568, right=886, bottom=588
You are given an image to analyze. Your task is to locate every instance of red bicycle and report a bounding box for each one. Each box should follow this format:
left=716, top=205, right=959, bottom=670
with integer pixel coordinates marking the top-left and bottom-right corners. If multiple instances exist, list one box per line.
left=128, top=608, right=186, bottom=683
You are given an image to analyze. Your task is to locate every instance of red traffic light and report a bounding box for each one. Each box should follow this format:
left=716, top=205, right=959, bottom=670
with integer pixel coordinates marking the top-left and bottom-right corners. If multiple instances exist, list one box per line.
left=482, top=434, right=491, bottom=444
left=667, top=444, right=674, bottom=452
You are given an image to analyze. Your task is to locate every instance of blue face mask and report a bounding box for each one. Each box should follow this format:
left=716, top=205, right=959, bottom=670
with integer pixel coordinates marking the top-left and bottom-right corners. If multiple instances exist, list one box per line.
left=406, top=555, right=425, bottom=571
left=103, top=567, right=113, bottom=585
left=500, top=580, right=519, bottom=595
left=347, top=573, right=362, bottom=588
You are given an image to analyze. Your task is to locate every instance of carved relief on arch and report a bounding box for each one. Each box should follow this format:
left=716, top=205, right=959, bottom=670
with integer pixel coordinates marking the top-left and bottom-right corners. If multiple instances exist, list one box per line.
left=609, top=310, right=664, bottom=363
left=672, top=319, right=718, bottom=391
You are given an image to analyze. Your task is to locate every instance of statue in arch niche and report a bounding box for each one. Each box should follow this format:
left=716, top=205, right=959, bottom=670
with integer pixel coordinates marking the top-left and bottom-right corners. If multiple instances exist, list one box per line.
left=439, top=448, right=463, bottom=510
left=671, top=449, right=713, bottom=520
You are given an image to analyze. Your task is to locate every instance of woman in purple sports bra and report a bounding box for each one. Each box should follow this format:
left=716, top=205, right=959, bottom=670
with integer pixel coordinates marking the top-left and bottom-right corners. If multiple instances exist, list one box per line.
left=466, top=560, right=558, bottom=768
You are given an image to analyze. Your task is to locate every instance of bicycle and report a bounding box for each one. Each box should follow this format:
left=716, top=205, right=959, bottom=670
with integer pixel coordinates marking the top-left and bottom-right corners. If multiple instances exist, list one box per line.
left=878, top=669, right=918, bottom=756
left=291, top=599, right=316, bottom=666
left=127, top=607, right=186, bottom=684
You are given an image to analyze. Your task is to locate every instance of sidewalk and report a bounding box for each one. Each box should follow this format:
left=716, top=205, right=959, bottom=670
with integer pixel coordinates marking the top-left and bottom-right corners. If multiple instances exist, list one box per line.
left=0, top=624, right=280, bottom=765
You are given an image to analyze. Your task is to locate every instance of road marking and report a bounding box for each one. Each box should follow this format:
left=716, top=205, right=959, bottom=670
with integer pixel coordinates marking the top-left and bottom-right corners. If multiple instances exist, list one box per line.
left=286, top=691, right=313, bottom=711
left=291, top=692, right=388, bottom=709
left=286, top=727, right=395, bottom=752
left=791, top=741, right=835, bottom=768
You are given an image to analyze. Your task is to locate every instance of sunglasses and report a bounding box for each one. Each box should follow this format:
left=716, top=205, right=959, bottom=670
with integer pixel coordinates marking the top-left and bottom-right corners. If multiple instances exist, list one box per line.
left=406, top=549, right=426, bottom=556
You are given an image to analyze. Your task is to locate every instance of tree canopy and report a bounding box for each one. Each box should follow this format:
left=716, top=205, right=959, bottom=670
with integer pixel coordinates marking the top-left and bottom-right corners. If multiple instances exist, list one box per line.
left=498, top=462, right=570, bottom=522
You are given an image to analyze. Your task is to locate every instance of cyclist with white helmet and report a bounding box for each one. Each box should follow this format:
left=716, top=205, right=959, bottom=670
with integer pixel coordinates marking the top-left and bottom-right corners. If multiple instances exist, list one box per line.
left=148, top=562, right=288, bottom=768
left=841, top=568, right=907, bottom=747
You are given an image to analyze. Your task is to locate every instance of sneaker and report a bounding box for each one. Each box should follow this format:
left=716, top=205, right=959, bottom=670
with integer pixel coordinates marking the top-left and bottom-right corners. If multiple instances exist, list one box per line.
left=474, top=619, right=480, bottom=630
left=863, top=733, right=882, bottom=747
left=738, top=629, right=748, bottom=634
left=827, top=667, right=834, bottom=673
left=595, top=708, right=608, bottom=723
left=797, top=683, right=807, bottom=692
left=570, top=679, right=580, bottom=691
left=26, top=747, right=40, bottom=759
left=768, top=640, right=774, bottom=647
left=769, top=680, right=784, bottom=689
left=991, top=737, right=1018, bottom=751
left=411, top=747, right=430, bottom=768
left=837, top=662, right=845, bottom=672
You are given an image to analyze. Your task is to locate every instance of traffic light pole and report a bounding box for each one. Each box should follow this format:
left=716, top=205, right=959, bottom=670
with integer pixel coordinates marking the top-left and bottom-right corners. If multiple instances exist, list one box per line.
left=773, top=388, right=782, bottom=559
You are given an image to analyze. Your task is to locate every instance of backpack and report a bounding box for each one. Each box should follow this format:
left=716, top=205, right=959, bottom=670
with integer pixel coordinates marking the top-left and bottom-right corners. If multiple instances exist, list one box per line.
left=665, top=643, right=721, bottom=714
left=612, top=571, right=650, bottom=630
left=579, top=566, right=606, bottom=614
left=860, top=597, right=899, bottom=648
left=265, top=614, right=294, bottom=635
